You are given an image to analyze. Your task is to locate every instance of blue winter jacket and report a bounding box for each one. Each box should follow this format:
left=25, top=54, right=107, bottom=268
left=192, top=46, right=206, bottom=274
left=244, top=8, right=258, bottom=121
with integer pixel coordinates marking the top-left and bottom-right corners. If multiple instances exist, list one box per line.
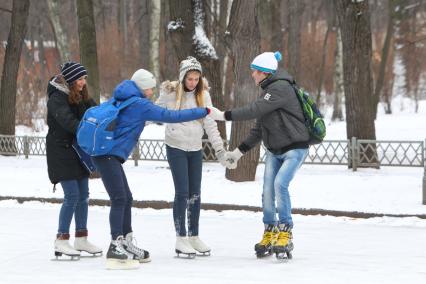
left=109, top=80, right=208, bottom=161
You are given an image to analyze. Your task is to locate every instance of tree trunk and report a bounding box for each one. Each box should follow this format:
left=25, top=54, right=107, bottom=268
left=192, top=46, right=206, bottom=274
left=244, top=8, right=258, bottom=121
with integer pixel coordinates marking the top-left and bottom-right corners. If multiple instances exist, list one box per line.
left=46, top=0, right=71, bottom=62
left=335, top=0, right=377, bottom=167
left=287, top=0, right=304, bottom=81
left=225, top=0, right=260, bottom=182
left=0, top=0, right=30, bottom=136
left=373, top=0, right=395, bottom=119
left=149, top=0, right=161, bottom=81
left=332, top=28, right=344, bottom=122
left=139, top=0, right=151, bottom=72
left=76, top=0, right=101, bottom=103
left=168, top=0, right=194, bottom=62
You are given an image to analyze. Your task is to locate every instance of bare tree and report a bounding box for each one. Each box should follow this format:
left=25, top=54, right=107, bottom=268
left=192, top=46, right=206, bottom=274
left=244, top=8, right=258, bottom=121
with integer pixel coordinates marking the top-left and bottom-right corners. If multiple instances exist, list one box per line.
left=225, top=0, right=260, bottom=182
left=76, top=0, right=100, bottom=103
left=168, top=0, right=194, bottom=61
left=332, top=28, right=344, bottom=121
left=335, top=0, right=377, bottom=167
left=46, top=0, right=71, bottom=62
left=287, top=0, right=304, bottom=81
left=150, top=0, right=161, bottom=80
left=0, top=0, right=30, bottom=136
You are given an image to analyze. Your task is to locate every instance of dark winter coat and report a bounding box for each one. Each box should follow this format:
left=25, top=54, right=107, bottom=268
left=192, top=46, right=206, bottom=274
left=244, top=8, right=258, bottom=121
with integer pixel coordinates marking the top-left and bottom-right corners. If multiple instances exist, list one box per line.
left=224, top=70, right=309, bottom=155
left=46, top=77, right=96, bottom=184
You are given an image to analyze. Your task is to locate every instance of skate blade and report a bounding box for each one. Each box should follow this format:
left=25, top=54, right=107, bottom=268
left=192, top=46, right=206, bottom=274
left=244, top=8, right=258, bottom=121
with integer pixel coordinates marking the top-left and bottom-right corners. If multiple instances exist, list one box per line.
left=51, top=252, right=80, bottom=261
left=106, top=259, right=139, bottom=270
left=138, top=257, right=151, bottom=263
left=175, top=250, right=196, bottom=259
left=196, top=250, right=211, bottom=257
left=79, top=251, right=103, bottom=258
left=275, top=251, right=292, bottom=261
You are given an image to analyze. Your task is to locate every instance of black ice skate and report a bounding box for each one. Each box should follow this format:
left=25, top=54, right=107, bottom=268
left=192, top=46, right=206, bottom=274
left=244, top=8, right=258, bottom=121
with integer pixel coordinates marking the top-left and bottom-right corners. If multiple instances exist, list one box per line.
left=123, top=232, right=151, bottom=263
left=106, top=236, right=139, bottom=270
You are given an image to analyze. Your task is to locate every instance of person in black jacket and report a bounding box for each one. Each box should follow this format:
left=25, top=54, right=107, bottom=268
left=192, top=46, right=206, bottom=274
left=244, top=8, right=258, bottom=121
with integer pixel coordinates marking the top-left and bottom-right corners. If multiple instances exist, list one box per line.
left=46, top=62, right=102, bottom=260
left=208, top=52, right=309, bottom=259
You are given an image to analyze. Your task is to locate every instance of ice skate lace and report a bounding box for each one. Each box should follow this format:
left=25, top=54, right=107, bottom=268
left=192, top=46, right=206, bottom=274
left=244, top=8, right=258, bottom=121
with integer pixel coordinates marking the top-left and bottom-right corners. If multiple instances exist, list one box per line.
left=275, top=231, right=291, bottom=246
left=259, top=231, right=274, bottom=245
left=127, top=237, right=146, bottom=257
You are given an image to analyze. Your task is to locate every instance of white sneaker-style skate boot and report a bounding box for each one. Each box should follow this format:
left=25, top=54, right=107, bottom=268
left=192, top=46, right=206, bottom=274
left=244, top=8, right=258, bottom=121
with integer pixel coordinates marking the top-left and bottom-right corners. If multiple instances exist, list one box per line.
left=54, top=233, right=80, bottom=260
left=74, top=230, right=103, bottom=256
left=123, top=232, right=151, bottom=263
left=175, top=236, right=196, bottom=258
left=106, top=236, right=140, bottom=270
left=188, top=236, right=211, bottom=256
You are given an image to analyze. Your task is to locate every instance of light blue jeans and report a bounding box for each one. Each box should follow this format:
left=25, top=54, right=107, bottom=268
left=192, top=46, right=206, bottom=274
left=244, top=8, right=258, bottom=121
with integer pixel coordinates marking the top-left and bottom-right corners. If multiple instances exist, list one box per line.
left=262, top=148, right=308, bottom=228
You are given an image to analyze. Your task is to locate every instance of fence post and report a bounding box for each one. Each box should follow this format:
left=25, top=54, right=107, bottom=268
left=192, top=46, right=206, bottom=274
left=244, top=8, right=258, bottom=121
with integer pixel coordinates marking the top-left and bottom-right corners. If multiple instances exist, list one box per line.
left=351, top=137, right=357, bottom=171
left=132, top=141, right=140, bottom=167
left=23, top=136, right=29, bottom=159
left=423, top=139, right=426, bottom=205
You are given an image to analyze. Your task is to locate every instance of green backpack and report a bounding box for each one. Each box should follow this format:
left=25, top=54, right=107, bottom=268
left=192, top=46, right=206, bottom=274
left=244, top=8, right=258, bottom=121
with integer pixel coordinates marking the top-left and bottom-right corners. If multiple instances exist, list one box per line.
left=284, top=79, right=326, bottom=145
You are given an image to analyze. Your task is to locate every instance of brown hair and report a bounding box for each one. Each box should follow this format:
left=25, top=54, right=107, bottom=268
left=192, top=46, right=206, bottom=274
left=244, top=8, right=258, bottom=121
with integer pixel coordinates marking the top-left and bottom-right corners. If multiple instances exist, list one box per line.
left=56, top=75, right=90, bottom=105
left=175, top=71, right=205, bottom=109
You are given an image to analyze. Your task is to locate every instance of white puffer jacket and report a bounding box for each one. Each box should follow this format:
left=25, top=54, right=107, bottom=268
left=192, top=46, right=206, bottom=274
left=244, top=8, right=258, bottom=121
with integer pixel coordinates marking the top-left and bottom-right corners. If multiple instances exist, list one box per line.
left=156, top=80, right=224, bottom=153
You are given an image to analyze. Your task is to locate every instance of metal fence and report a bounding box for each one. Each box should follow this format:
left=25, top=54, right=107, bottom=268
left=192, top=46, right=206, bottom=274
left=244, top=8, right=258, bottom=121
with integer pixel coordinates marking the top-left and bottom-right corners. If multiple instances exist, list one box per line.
left=1, top=135, right=426, bottom=204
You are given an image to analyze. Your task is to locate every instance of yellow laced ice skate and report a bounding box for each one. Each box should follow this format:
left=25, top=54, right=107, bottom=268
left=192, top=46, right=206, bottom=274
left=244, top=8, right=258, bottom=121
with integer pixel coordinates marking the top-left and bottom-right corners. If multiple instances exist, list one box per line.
left=272, top=225, right=294, bottom=260
left=254, top=225, right=278, bottom=258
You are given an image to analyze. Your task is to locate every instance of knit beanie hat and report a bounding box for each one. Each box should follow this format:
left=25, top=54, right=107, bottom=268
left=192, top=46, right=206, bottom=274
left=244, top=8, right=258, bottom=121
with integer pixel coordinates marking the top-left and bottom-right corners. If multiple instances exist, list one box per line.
left=250, top=51, right=282, bottom=73
left=131, top=69, right=157, bottom=91
left=179, top=56, right=202, bottom=82
left=61, top=62, right=88, bottom=85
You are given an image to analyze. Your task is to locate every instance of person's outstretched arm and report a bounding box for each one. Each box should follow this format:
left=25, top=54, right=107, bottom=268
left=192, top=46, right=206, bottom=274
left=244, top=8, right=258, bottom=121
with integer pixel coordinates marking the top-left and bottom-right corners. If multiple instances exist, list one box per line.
left=139, top=99, right=208, bottom=123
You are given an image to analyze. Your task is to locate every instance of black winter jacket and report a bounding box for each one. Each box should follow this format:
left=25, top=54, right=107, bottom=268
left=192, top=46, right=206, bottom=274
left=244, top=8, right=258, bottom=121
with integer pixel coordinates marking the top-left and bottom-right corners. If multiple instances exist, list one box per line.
left=46, top=78, right=96, bottom=184
left=224, top=70, right=309, bottom=155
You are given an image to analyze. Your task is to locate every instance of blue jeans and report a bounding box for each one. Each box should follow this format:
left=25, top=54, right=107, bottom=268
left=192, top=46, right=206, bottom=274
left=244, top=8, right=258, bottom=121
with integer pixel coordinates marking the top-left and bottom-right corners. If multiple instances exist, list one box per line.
left=262, top=148, right=308, bottom=228
left=58, top=178, right=89, bottom=234
left=92, top=156, right=133, bottom=240
left=166, top=145, right=202, bottom=237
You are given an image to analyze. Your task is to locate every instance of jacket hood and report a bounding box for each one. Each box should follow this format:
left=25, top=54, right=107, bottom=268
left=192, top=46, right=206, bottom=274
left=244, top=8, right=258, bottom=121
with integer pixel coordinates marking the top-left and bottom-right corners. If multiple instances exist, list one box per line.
left=113, top=80, right=145, bottom=101
left=47, top=76, right=69, bottom=97
left=160, top=77, right=210, bottom=94
left=260, top=70, right=294, bottom=89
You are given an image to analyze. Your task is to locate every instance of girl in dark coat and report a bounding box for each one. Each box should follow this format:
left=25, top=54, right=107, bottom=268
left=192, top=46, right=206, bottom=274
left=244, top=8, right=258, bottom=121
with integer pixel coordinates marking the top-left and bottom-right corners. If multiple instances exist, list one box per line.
left=46, top=62, right=102, bottom=260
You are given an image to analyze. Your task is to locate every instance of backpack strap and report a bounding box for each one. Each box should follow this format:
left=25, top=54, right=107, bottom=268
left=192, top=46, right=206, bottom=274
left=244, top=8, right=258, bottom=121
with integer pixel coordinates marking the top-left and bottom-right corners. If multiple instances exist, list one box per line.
left=113, top=96, right=140, bottom=110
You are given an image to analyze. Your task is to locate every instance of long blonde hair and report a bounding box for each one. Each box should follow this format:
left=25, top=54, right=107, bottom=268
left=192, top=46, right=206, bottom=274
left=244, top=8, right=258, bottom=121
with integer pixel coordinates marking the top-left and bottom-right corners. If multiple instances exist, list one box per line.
left=175, top=71, right=205, bottom=109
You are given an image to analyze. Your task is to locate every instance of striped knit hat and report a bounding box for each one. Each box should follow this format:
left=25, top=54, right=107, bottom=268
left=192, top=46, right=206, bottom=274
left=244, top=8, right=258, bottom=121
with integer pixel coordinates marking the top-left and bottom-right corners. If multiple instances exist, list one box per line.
left=179, top=56, right=202, bottom=82
left=61, top=62, right=88, bottom=85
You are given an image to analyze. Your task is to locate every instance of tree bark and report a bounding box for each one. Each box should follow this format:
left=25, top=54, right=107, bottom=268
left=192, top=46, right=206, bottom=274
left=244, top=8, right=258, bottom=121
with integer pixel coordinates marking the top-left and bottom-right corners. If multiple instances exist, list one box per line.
left=139, top=0, right=151, bottom=71
left=287, top=0, right=304, bottom=81
left=225, top=0, right=260, bottom=182
left=76, top=0, right=101, bottom=103
left=332, top=28, right=344, bottom=122
left=373, top=0, right=395, bottom=119
left=46, top=0, right=71, bottom=62
left=168, top=0, right=194, bottom=62
left=150, top=0, right=161, bottom=81
left=335, top=0, right=377, bottom=167
left=0, top=0, right=30, bottom=136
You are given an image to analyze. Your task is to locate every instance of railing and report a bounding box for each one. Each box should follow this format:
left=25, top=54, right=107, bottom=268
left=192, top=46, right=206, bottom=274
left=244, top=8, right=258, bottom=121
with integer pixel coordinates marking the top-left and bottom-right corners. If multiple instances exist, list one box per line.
left=1, top=135, right=426, bottom=204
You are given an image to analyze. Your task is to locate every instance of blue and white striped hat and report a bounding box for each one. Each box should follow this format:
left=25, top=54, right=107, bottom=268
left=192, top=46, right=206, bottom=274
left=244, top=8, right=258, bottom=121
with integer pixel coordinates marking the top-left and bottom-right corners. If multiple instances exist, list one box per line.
left=61, top=62, right=87, bottom=85
left=250, top=51, right=282, bottom=73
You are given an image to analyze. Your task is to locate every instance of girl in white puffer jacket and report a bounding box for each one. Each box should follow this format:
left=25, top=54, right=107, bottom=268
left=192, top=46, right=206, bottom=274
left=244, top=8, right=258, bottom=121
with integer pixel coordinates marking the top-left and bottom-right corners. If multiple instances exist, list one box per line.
left=156, top=56, right=227, bottom=258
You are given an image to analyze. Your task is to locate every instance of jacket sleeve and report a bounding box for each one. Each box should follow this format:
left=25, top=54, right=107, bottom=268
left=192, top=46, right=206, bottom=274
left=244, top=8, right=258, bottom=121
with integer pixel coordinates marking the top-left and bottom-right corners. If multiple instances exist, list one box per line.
left=226, top=84, right=293, bottom=121
left=139, top=99, right=207, bottom=123
left=238, top=120, right=263, bottom=153
left=47, top=93, right=80, bottom=134
left=202, top=92, right=225, bottom=153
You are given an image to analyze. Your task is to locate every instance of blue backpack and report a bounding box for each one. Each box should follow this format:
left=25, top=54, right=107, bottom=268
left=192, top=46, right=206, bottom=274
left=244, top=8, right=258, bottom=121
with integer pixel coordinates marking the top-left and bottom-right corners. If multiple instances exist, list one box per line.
left=77, top=96, right=140, bottom=156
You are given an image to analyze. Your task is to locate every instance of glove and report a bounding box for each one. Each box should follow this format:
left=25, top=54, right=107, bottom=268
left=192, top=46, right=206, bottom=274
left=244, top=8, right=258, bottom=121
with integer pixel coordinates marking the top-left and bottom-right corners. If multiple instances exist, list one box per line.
left=225, top=148, right=243, bottom=169
left=208, top=106, right=225, bottom=121
left=215, top=149, right=228, bottom=167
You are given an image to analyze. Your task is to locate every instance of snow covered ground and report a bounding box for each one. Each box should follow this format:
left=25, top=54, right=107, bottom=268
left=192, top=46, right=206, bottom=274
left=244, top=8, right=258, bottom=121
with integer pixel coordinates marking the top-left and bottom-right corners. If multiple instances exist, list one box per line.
left=0, top=201, right=425, bottom=284
left=2, top=98, right=426, bottom=282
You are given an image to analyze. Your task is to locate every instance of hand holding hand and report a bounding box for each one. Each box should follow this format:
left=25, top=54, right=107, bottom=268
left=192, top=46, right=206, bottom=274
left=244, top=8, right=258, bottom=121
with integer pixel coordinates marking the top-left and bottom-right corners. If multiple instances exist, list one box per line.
left=208, top=106, right=225, bottom=121
left=225, top=148, right=243, bottom=169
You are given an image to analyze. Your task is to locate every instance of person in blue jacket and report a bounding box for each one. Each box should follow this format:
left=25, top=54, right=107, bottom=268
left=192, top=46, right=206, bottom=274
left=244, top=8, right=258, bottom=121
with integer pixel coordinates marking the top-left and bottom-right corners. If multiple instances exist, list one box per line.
left=91, top=69, right=210, bottom=270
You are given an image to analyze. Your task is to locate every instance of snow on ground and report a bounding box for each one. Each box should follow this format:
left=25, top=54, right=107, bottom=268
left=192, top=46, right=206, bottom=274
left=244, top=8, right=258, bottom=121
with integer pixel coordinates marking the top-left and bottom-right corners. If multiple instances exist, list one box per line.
left=1, top=156, right=425, bottom=215
left=0, top=201, right=425, bottom=284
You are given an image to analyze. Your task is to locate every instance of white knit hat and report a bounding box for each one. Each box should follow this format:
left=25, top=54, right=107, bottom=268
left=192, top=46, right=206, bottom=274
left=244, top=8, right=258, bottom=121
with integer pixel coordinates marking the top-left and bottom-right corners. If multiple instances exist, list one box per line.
left=179, top=56, right=202, bottom=82
left=250, top=51, right=282, bottom=73
left=131, top=69, right=157, bottom=91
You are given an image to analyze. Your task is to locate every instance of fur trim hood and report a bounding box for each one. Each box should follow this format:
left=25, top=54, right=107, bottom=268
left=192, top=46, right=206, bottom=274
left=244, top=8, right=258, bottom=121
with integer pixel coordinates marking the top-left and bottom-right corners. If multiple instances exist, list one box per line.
left=47, top=75, right=70, bottom=97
